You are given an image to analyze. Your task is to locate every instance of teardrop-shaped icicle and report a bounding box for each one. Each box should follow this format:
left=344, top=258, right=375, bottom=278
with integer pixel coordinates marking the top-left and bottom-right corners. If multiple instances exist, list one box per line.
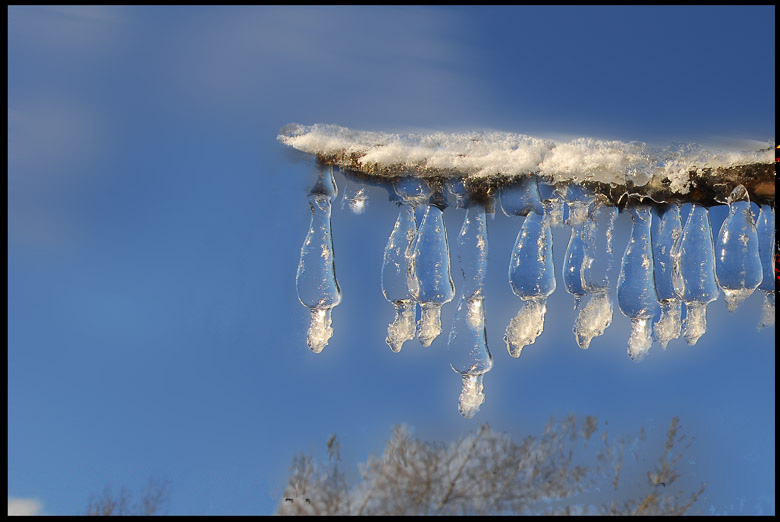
left=296, top=167, right=341, bottom=353
left=508, top=211, right=556, bottom=298
left=651, top=204, right=683, bottom=348
left=617, top=206, right=659, bottom=361
left=715, top=185, right=763, bottom=312
left=573, top=204, right=617, bottom=349
left=409, top=205, right=455, bottom=347
left=447, top=204, right=492, bottom=418
left=500, top=176, right=544, bottom=217
left=505, top=210, right=555, bottom=356
left=382, top=204, right=418, bottom=352
left=672, top=204, right=718, bottom=345
left=756, top=204, right=776, bottom=329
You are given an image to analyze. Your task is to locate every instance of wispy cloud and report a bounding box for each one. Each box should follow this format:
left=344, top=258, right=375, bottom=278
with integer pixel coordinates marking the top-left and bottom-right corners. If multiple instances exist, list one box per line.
left=160, top=6, right=490, bottom=127
left=8, top=5, right=127, bottom=58
left=7, top=498, right=42, bottom=516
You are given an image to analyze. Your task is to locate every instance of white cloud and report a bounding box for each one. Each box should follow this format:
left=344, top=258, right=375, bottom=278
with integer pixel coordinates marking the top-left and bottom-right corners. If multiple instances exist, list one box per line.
left=7, top=498, right=42, bottom=516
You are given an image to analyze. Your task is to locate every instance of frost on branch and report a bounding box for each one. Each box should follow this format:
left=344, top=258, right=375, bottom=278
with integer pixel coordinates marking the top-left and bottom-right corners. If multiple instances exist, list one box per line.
left=285, top=125, right=774, bottom=417
left=277, top=415, right=707, bottom=516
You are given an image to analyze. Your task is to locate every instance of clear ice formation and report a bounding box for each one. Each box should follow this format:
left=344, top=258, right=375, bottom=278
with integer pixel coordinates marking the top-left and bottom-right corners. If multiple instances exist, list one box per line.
left=756, top=204, right=776, bottom=329
left=503, top=177, right=556, bottom=357
left=714, top=185, right=763, bottom=313
left=447, top=204, right=492, bottom=419
left=672, top=204, right=719, bottom=345
left=296, top=166, right=341, bottom=353
left=409, top=204, right=455, bottom=347
left=282, top=124, right=776, bottom=428
left=651, top=204, right=683, bottom=348
left=382, top=204, right=418, bottom=352
left=560, top=185, right=616, bottom=349
left=617, top=206, right=659, bottom=361
left=562, top=184, right=591, bottom=304
left=576, top=203, right=617, bottom=349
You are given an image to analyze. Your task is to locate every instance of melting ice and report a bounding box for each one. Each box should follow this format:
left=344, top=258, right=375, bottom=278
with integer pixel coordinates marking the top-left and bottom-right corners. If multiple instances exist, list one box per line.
left=409, top=204, right=455, bottom=347
left=714, top=185, right=763, bottom=312
left=672, top=204, right=719, bottom=345
left=447, top=203, right=492, bottom=418
left=382, top=204, right=418, bottom=352
left=575, top=204, right=617, bottom=349
left=652, top=204, right=683, bottom=348
left=617, top=206, right=659, bottom=361
left=502, top=177, right=556, bottom=357
left=296, top=166, right=341, bottom=353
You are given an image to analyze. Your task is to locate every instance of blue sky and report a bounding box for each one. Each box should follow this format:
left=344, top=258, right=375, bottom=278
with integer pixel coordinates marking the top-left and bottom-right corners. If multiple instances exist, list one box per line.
left=7, top=5, right=774, bottom=515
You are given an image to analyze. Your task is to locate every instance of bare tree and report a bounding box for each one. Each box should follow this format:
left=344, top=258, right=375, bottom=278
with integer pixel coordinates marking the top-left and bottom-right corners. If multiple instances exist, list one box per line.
left=277, top=415, right=706, bottom=516
left=86, top=479, right=170, bottom=516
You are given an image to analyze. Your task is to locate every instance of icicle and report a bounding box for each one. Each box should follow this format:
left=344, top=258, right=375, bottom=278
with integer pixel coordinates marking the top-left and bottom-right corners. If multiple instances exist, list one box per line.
left=382, top=204, right=418, bottom=352
left=504, top=178, right=555, bottom=356
left=409, top=205, right=455, bottom=347
left=447, top=204, right=492, bottom=419
left=756, top=204, right=776, bottom=329
left=672, top=204, right=719, bottom=345
left=651, top=204, right=683, bottom=348
left=575, top=204, right=617, bottom=349
left=561, top=185, right=591, bottom=307
left=617, top=206, right=659, bottom=362
left=714, top=185, right=763, bottom=312
left=296, top=166, right=341, bottom=353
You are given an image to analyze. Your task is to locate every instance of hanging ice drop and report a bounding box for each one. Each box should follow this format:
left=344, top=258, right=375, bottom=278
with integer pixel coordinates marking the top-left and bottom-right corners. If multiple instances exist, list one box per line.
left=447, top=204, right=492, bottom=419
left=504, top=180, right=555, bottom=357
left=382, top=204, right=418, bottom=352
left=672, top=204, right=719, bottom=345
left=409, top=204, right=455, bottom=347
left=652, top=204, right=683, bottom=348
left=617, top=206, right=659, bottom=361
left=296, top=166, right=341, bottom=353
left=575, top=203, right=617, bottom=349
left=756, top=204, right=776, bottom=329
left=714, top=185, right=763, bottom=312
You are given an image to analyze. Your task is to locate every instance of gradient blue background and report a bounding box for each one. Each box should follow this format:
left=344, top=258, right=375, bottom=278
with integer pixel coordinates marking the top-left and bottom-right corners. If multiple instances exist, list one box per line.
left=8, top=6, right=775, bottom=515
